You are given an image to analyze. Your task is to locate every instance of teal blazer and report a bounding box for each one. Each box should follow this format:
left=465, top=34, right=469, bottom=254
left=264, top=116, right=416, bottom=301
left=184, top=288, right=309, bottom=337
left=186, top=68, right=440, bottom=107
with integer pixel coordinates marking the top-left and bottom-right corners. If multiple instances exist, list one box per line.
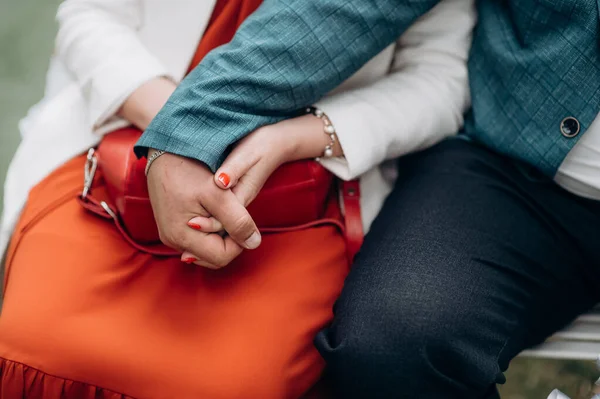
left=136, top=0, right=600, bottom=176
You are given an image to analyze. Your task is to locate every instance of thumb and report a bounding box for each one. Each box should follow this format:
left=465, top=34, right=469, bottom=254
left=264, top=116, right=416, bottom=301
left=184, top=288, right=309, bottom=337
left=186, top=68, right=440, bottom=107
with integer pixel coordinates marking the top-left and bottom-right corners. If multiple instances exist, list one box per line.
left=214, top=146, right=259, bottom=190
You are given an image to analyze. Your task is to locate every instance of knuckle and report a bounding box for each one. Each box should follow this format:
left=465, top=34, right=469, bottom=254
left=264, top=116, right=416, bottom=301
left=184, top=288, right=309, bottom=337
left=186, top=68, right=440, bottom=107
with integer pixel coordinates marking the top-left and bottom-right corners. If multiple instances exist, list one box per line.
left=229, top=214, right=254, bottom=236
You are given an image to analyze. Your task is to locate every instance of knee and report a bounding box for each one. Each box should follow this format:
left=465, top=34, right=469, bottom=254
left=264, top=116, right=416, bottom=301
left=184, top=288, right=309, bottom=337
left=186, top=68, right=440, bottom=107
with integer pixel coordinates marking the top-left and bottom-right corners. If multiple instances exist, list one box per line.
left=317, top=289, right=450, bottom=370
left=315, top=282, right=500, bottom=396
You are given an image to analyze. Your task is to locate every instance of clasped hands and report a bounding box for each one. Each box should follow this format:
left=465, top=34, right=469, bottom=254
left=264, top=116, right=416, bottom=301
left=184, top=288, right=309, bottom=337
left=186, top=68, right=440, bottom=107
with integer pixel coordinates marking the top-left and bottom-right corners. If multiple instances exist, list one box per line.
left=147, top=114, right=337, bottom=269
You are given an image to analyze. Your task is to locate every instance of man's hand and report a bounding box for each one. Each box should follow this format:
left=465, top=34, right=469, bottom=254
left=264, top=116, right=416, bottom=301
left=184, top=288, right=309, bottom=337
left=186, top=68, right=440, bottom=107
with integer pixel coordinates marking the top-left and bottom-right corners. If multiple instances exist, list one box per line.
left=147, top=151, right=261, bottom=269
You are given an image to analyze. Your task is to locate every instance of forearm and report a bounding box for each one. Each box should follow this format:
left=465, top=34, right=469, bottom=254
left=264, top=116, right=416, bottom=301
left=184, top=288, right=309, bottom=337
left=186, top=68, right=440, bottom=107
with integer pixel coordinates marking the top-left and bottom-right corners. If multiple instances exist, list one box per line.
left=135, top=0, right=442, bottom=170
left=117, top=77, right=177, bottom=131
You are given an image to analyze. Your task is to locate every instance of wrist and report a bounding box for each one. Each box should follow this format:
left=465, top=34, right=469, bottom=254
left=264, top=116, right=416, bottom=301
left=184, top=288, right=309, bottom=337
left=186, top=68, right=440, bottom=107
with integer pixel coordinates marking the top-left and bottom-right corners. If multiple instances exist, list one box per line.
left=119, top=77, right=177, bottom=130
left=145, top=148, right=167, bottom=176
left=284, top=113, right=343, bottom=162
left=251, top=126, right=293, bottom=167
left=250, top=111, right=344, bottom=166
left=306, top=108, right=343, bottom=160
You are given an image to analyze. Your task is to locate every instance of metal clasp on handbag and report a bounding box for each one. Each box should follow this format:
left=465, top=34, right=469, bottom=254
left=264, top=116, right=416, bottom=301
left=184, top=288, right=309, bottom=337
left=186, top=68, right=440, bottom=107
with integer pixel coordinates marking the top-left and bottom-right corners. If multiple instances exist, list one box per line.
left=80, top=148, right=117, bottom=219
left=82, top=148, right=97, bottom=200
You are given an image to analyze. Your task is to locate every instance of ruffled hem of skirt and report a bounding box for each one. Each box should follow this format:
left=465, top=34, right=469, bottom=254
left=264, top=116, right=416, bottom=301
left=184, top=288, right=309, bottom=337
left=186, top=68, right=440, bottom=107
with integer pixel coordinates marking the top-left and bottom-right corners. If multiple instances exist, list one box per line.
left=0, top=357, right=134, bottom=399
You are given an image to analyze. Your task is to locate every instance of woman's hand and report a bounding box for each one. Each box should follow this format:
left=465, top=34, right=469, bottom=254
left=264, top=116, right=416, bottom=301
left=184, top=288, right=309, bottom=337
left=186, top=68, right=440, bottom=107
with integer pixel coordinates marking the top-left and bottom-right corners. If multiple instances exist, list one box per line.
left=215, top=113, right=343, bottom=202
left=118, top=77, right=177, bottom=130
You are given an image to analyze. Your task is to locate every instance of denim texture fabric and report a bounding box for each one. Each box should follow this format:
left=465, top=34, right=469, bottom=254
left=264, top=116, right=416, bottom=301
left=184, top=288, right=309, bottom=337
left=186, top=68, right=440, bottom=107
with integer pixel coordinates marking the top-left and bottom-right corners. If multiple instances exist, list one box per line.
left=314, top=138, right=600, bottom=398
left=137, top=0, right=600, bottom=176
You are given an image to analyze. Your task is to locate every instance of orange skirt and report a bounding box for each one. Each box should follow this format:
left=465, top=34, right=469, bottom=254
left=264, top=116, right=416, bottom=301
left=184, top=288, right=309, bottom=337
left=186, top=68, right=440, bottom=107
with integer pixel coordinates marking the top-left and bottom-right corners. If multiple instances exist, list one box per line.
left=0, top=154, right=348, bottom=399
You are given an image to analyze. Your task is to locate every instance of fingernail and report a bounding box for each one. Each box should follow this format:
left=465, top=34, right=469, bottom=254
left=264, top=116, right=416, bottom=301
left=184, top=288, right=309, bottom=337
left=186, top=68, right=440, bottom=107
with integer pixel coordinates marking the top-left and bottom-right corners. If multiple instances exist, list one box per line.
left=245, top=231, right=261, bottom=250
left=187, top=221, right=202, bottom=231
left=182, top=257, right=197, bottom=264
left=217, top=173, right=230, bottom=188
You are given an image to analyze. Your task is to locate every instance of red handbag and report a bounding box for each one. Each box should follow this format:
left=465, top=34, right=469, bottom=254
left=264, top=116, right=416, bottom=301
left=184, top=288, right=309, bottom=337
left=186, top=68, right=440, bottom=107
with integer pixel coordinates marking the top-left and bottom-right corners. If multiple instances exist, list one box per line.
left=79, top=127, right=363, bottom=261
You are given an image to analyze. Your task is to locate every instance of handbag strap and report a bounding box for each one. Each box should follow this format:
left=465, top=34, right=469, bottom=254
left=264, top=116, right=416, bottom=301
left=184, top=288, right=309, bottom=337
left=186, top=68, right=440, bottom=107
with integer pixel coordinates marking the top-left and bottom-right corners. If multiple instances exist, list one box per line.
left=340, top=180, right=364, bottom=262
left=78, top=194, right=180, bottom=256
left=79, top=150, right=363, bottom=261
left=79, top=191, right=359, bottom=260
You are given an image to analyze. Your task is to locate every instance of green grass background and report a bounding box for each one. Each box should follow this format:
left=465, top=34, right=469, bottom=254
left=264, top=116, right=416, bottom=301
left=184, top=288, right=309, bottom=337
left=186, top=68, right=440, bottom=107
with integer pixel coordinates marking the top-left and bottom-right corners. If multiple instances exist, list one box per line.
left=0, top=2, right=598, bottom=398
left=0, top=0, right=62, bottom=205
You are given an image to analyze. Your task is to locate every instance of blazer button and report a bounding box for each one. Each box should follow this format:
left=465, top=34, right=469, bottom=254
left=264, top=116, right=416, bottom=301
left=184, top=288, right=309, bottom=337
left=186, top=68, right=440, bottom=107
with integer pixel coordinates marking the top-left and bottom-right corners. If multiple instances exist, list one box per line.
left=560, top=117, right=580, bottom=138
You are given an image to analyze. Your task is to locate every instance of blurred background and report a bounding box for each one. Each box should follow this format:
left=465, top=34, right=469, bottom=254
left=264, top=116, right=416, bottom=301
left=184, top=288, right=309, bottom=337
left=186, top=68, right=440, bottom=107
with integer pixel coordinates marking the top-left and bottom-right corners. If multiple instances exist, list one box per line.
left=0, top=0, right=61, bottom=204
left=0, top=2, right=598, bottom=398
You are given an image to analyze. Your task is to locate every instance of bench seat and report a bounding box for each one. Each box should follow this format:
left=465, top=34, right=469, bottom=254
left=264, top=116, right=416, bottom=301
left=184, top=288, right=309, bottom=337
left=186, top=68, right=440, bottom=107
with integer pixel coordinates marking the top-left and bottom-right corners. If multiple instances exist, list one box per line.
left=522, top=307, right=600, bottom=360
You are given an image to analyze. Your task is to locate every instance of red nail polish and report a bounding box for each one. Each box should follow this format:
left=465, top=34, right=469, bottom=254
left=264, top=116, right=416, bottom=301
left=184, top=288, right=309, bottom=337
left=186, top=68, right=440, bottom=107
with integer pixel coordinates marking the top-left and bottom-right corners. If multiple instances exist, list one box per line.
left=182, top=257, right=197, bottom=264
left=217, top=173, right=230, bottom=187
left=187, top=222, right=202, bottom=231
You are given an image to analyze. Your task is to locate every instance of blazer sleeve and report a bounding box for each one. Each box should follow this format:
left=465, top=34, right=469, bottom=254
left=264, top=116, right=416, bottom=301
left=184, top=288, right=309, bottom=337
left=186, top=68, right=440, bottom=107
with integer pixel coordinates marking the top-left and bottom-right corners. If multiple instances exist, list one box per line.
left=136, top=0, right=443, bottom=171
left=55, top=0, right=173, bottom=131
left=316, top=0, right=475, bottom=180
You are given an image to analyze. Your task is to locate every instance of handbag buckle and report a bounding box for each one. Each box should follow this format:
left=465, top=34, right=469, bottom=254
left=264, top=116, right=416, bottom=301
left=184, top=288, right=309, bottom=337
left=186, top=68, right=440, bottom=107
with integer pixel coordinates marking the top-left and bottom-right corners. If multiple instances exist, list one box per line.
left=82, top=148, right=97, bottom=200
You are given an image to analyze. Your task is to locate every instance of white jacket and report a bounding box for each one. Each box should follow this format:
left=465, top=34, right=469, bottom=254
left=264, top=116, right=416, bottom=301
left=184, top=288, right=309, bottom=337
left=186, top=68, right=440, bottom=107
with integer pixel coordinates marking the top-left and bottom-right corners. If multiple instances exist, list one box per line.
left=0, top=0, right=475, bottom=258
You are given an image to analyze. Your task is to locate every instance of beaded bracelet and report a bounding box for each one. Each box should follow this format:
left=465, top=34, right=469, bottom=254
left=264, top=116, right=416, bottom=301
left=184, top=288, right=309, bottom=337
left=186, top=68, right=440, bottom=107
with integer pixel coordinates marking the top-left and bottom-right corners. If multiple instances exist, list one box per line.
left=306, top=106, right=337, bottom=160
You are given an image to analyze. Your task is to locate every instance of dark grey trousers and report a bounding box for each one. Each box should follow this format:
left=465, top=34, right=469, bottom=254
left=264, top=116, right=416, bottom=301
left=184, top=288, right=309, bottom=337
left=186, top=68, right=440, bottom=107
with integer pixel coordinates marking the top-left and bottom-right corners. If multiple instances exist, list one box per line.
left=316, top=138, right=600, bottom=398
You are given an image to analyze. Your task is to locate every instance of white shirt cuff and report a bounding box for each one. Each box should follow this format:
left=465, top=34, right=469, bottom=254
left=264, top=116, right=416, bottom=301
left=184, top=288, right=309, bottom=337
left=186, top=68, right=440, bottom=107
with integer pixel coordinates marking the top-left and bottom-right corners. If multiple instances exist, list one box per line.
left=315, top=93, right=387, bottom=181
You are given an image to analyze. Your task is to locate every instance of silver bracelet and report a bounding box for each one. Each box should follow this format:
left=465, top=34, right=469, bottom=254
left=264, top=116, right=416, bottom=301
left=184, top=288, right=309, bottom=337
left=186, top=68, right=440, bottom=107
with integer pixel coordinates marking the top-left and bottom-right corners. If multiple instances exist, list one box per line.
left=145, top=150, right=166, bottom=176
left=306, top=106, right=337, bottom=160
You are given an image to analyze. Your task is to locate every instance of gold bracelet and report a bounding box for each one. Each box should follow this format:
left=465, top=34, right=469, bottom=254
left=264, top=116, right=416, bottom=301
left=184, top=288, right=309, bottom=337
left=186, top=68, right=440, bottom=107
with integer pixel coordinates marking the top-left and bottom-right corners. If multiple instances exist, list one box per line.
left=306, top=106, right=337, bottom=160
